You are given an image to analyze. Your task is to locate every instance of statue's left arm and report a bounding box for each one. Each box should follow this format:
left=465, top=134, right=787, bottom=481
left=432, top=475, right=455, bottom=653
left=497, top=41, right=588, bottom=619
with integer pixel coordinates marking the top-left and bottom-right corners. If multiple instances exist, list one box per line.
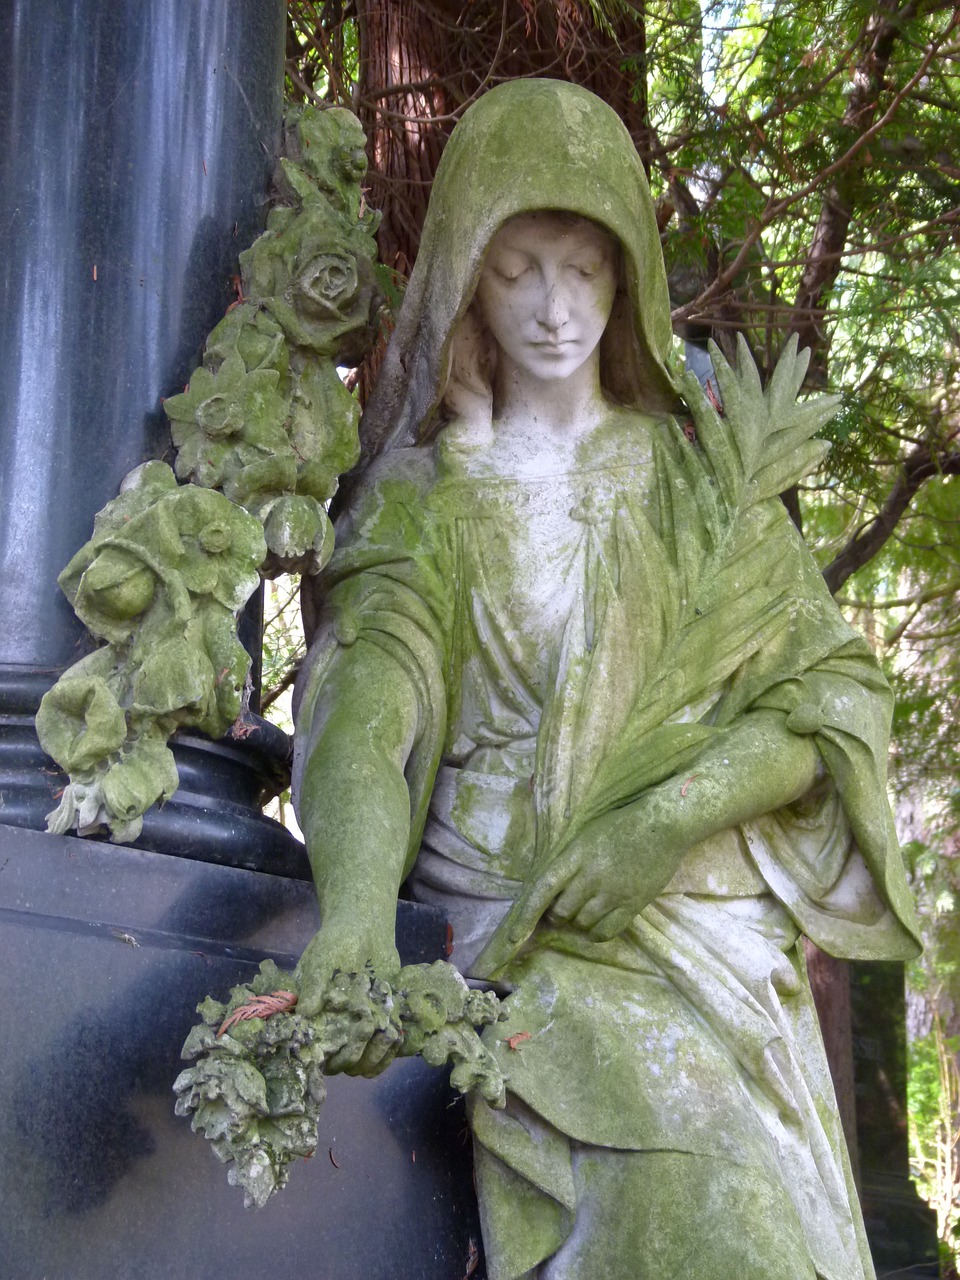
left=484, top=501, right=922, bottom=971
left=501, top=707, right=820, bottom=945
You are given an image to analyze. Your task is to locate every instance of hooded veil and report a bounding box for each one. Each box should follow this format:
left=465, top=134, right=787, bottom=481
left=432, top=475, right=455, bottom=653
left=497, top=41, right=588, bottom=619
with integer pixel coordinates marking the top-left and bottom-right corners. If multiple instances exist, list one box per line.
left=357, top=78, right=679, bottom=466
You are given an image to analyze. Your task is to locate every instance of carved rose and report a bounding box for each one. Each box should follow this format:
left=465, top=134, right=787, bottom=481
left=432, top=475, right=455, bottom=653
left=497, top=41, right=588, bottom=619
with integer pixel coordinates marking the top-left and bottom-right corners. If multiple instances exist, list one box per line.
left=240, top=206, right=378, bottom=356
left=293, top=252, right=358, bottom=320
left=196, top=392, right=244, bottom=440
left=272, top=236, right=374, bottom=353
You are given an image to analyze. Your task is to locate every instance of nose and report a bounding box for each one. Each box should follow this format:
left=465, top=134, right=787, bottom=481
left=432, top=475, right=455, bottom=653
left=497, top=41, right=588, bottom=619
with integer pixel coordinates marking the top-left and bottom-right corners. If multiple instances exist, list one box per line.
left=535, top=276, right=569, bottom=332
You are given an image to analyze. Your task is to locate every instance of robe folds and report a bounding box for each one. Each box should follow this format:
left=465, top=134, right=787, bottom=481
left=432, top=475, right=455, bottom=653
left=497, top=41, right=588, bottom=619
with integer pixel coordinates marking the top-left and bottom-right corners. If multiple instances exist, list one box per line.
left=294, top=412, right=921, bottom=1280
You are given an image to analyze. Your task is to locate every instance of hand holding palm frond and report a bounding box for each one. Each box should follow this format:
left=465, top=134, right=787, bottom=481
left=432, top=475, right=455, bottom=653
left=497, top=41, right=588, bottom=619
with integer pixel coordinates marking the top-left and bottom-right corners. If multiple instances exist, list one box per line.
left=473, top=336, right=837, bottom=978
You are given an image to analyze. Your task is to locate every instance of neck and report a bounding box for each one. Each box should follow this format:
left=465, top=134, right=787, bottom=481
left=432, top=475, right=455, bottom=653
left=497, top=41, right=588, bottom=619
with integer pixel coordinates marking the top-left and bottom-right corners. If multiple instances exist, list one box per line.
left=492, top=353, right=606, bottom=439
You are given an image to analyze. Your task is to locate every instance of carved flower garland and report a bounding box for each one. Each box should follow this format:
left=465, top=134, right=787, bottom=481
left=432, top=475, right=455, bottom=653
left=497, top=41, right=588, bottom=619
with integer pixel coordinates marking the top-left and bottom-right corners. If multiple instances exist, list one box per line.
left=38, top=461, right=265, bottom=842
left=174, top=960, right=505, bottom=1209
left=39, top=105, right=384, bottom=841
left=163, top=110, right=381, bottom=578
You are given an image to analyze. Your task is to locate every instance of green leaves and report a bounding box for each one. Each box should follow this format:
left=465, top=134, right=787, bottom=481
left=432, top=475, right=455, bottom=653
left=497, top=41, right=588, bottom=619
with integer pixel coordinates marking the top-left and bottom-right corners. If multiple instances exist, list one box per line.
left=677, top=335, right=836, bottom=514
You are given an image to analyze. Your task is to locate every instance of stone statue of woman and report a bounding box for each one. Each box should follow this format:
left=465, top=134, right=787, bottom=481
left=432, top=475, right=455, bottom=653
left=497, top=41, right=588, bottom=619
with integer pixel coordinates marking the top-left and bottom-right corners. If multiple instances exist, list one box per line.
left=291, top=79, right=920, bottom=1279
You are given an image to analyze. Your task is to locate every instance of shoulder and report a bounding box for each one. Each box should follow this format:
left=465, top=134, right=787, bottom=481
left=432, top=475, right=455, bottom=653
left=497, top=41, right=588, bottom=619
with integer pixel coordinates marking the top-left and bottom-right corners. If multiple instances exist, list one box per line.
left=356, top=445, right=441, bottom=499
left=335, top=446, right=440, bottom=536
left=577, top=405, right=670, bottom=471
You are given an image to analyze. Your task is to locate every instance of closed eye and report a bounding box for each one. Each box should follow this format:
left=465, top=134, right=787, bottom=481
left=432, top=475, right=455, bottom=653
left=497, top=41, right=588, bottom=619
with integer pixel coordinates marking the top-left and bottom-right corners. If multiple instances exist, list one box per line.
left=568, top=258, right=605, bottom=278
left=485, top=248, right=533, bottom=283
left=492, top=266, right=527, bottom=282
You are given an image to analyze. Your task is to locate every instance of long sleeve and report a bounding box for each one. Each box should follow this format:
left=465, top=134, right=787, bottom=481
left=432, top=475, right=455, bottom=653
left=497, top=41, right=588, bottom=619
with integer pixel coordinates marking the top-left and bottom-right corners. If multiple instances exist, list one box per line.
left=720, top=503, right=921, bottom=959
left=292, top=448, right=455, bottom=876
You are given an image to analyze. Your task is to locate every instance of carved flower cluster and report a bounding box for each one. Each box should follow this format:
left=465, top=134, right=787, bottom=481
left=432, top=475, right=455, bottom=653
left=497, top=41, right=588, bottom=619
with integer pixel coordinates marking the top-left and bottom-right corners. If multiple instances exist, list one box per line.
left=163, top=105, right=382, bottom=578
left=274, top=103, right=371, bottom=224
left=45, top=106, right=383, bottom=843
left=174, top=960, right=504, bottom=1209
left=37, top=462, right=265, bottom=842
left=240, top=212, right=377, bottom=361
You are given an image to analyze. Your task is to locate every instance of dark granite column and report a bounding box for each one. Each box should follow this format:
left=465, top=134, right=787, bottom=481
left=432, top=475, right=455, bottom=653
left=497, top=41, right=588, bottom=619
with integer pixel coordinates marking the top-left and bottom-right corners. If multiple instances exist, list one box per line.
left=0, top=0, right=307, bottom=873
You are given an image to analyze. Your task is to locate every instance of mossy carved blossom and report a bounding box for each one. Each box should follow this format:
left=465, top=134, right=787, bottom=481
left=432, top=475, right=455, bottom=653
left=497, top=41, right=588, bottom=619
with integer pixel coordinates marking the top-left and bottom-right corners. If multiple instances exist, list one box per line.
left=37, top=462, right=264, bottom=842
left=163, top=104, right=381, bottom=577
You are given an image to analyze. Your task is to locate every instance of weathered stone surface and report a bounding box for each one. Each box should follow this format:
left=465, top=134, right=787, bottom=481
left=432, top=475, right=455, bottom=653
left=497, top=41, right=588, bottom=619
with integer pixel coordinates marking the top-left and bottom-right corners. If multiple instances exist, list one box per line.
left=165, top=105, right=381, bottom=577
left=174, top=958, right=504, bottom=1208
left=37, top=462, right=265, bottom=843
left=291, top=79, right=922, bottom=1279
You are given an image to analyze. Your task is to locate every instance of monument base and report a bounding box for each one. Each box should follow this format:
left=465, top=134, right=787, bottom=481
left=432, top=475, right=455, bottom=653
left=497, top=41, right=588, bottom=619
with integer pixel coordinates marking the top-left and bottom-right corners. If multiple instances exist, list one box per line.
left=0, top=823, right=485, bottom=1280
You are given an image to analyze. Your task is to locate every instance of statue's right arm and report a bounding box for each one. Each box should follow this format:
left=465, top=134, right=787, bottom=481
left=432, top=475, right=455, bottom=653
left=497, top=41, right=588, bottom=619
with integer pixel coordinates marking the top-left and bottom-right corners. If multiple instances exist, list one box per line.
left=295, top=637, right=421, bottom=1019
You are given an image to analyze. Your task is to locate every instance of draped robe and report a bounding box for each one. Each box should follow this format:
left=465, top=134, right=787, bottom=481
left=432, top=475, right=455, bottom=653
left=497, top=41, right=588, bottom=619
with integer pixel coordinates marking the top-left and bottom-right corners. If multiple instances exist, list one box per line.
left=294, top=409, right=920, bottom=1279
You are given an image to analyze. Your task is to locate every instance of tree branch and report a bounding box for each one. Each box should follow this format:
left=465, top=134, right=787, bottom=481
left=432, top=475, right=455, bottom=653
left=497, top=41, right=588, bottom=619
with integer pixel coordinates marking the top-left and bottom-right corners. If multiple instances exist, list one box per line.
left=261, top=660, right=303, bottom=714
left=789, top=0, right=927, bottom=360
left=670, top=6, right=959, bottom=327
left=823, top=443, right=960, bottom=594
left=837, top=576, right=960, bottom=610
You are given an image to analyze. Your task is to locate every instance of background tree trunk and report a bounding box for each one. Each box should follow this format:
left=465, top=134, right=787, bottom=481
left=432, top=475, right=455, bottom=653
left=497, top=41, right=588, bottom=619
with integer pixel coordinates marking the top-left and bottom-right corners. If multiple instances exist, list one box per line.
left=804, top=940, right=860, bottom=1185
left=354, top=0, right=453, bottom=276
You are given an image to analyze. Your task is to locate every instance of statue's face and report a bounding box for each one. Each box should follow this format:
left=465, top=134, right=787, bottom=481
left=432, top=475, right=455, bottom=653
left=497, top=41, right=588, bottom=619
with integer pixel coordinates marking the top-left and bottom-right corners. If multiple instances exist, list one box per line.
left=475, top=213, right=618, bottom=384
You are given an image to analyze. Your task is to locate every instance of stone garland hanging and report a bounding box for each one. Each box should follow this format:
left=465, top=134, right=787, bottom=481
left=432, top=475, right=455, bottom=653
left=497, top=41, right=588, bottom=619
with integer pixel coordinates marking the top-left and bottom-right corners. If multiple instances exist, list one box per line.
left=34, top=103, right=507, bottom=1209
left=37, top=104, right=380, bottom=843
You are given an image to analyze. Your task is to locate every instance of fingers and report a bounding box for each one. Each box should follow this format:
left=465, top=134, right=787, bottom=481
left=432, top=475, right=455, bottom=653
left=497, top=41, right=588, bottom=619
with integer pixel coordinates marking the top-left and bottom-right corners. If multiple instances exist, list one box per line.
left=567, top=895, right=608, bottom=932
left=550, top=875, right=640, bottom=938
left=295, top=929, right=406, bottom=1073
left=589, top=907, right=639, bottom=943
left=298, top=996, right=324, bottom=1018
left=472, top=850, right=583, bottom=977
left=503, top=837, right=648, bottom=945
left=557, top=889, right=633, bottom=935
left=324, top=995, right=404, bottom=1075
left=335, top=1022, right=403, bottom=1077
left=362, top=1044, right=402, bottom=1078
left=293, top=961, right=327, bottom=1018
left=550, top=871, right=597, bottom=924
left=295, top=929, right=345, bottom=1016
left=512, top=853, right=641, bottom=942
left=503, top=848, right=581, bottom=946
left=351, top=1027, right=404, bottom=1077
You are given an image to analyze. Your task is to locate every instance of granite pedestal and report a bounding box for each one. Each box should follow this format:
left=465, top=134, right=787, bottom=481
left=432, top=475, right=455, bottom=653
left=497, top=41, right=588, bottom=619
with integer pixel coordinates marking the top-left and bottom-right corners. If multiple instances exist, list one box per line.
left=0, top=823, right=485, bottom=1280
